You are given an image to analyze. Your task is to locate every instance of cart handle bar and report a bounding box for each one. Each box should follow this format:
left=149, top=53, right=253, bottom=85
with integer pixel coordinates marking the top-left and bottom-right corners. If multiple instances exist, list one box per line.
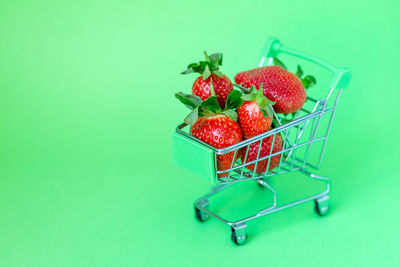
left=260, top=37, right=351, bottom=90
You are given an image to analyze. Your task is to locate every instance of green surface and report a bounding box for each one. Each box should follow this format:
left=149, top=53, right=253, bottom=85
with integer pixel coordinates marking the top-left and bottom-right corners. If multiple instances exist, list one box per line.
left=0, top=0, right=399, bottom=266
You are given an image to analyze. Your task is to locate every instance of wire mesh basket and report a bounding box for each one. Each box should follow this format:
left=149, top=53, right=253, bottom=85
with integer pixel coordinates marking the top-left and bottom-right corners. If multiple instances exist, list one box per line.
left=173, top=37, right=351, bottom=245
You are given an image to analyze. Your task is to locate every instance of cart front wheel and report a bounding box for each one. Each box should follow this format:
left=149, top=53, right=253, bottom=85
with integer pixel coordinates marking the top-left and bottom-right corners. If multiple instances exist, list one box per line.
left=256, top=178, right=267, bottom=188
left=231, top=226, right=247, bottom=245
left=194, top=207, right=209, bottom=222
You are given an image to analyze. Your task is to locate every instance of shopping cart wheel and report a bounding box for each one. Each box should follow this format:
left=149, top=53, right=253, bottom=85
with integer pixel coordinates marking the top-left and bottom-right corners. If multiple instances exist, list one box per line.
left=256, top=178, right=266, bottom=188
left=194, top=207, right=209, bottom=222
left=231, top=224, right=247, bottom=245
left=314, top=195, right=330, bottom=216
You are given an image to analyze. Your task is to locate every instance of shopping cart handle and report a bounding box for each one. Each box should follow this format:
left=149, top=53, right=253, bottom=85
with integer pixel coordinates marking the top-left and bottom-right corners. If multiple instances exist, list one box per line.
left=261, top=37, right=351, bottom=90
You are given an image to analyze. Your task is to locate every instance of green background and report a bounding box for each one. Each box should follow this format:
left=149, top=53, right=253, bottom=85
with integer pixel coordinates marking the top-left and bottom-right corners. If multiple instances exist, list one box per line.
left=1, top=0, right=399, bottom=266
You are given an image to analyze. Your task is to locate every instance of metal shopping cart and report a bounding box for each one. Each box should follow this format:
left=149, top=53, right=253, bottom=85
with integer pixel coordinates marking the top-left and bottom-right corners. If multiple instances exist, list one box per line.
left=173, top=37, right=351, bottom=245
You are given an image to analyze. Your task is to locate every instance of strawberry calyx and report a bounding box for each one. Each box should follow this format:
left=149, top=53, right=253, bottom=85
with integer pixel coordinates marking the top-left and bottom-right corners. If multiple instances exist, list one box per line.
left=273, top=57, right=287, bottom=69
left=209, top=81, right=216, bottom=96
left=175, top=92, right=203, bottom=110
left=175, top=89, right=243, bottom=126
left=295, top=65, right=316, bottom=89
left=181, top=51, right=224, bottom=80
left=241, top=85, right=275, bottom=119
left=273, top=57, right=317, bottom=89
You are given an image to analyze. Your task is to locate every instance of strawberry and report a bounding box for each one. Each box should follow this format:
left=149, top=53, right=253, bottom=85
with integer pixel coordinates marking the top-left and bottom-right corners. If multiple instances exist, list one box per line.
left=175, top=90, right=244, bottom=177
left=182, top=52, right=233, bottom=109
left=192, top=74, right=232, bottom=108
left=240, top=134, right=283, bottom=173
left=237, top=85, right=274, bottom=139
left=192, top=114, right=242, bottom=177
left=235, top=60, right=316, bottom=114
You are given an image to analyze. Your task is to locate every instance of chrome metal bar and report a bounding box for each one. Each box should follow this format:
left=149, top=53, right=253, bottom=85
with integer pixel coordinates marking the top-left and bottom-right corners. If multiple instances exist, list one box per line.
left=307, top=96, right=318, bottom=103
left=217, top=137, right=327, bottom=174
left=239, top=144, right=251, bottom=181
left=300, top=107, right=312, bottom=114
left=298, top=92, right=331, bottom=168
left=317, top=89, right=342, bottom=168
left=302, top=116, right=318, bottom=167
left=233, top=84, right=249, bottom=93
left=279, top=46, right=338, bottom=74
left=277, top=129, right=289, bottom=173
left=265, top=134, right=277, bottom=175
left=282, top=99, right=323, bottom=161
left=251, top=139, right=264, bottom=178
left=257, top=179, right=277, bottom=212
left=194, top=183, right=233, bottom=203
left=225, top=149, right=238, bottom=183
left=259, top=56, right=274, bottom=67
left=290, top=122, right=301, bottom=169
left=175, top=107, right=336, bottom=155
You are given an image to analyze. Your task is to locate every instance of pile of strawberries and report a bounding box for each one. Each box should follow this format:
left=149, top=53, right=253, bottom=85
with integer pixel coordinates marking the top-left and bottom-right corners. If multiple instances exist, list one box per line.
left=176, top=52, right=316, bottom=177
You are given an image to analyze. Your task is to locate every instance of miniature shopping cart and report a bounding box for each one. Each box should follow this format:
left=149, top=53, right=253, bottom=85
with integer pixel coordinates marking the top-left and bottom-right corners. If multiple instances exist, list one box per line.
left=173, top=37, right=351, bottom=245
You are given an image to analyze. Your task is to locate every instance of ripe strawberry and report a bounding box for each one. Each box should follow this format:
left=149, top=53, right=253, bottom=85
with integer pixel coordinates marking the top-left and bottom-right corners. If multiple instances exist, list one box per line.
left=175, top=91, right=244, bottom=177
left=237, top=85, right=274, bottom=139
left=192, top=114, right=242, bottom=177
left=182, top=52, right=233, bottom=109
left=240, top=134, right=283, bottom=173
left=235, top=63, right=315, bottom=114
left=192, top=73, right=232, bottom=108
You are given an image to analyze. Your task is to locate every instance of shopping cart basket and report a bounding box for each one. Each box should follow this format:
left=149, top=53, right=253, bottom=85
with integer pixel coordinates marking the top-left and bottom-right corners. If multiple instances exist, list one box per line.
left=173, top=37, right=351, bottom=245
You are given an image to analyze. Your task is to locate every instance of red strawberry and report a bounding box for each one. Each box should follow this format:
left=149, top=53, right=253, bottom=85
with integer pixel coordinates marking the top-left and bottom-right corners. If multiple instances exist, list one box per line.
left=240, top=134, right=283, bottom=173
left=235, top=65, right=311, bottom=114
left=237, top=85, right=274, bottom=139
left=192, top=114, right=242, bottom=177
left=182, top=52, right=233, bottom=108
left=175, top=91, right=244, bottom=177
left=192, top=73, right=233, bottom=108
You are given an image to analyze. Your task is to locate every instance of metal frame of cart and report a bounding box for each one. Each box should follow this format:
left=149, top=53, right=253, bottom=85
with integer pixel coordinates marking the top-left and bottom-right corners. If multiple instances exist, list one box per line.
left=173, top=37, right=351, bottom=245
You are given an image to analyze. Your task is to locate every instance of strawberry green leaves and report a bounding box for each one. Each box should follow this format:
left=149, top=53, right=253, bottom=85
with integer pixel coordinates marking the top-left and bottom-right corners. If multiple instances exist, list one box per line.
left=301, top=75, right=317, bottom=89
left=175, top=92, right=204, bottom=125
left=241, top=85, right=275, bottom=119
left=175, top=92, right=203, bottom=110
left=185, top=96, right=220, bottom=125
left=209, top=52, right=223, bottom=66
left=200, top=96, right=222, bottom=114
left=203, top=65, right=211, bottom=80
left=224, top=90, right=243, bottom=111
left=296, top=65, right=316, bottom=89
left=209, top=81, right=216, bottom=96
left=258, top=99, right=275, bottom=119
left=181, top=61, right=208, bottom=75
left=181, top=51, right=224, bottom=79
left=296, top=65, right=303, bottom=77
left=222, top=109, right=238, bottom=122
left=199, top=90, right=242, bottom=122
left=175, top=89, right=243, bottom=125
left=184, top=107, right=199, bottom=126
left=273, top=57, right=287, bottom=69
left=221, top=90, right=243, bottom=122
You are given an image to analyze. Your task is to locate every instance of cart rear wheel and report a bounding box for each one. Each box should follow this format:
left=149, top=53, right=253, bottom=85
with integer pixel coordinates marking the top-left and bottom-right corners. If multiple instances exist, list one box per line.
left=194, top=207, right=209, bottom=222
left=231, top=227, right=247, bottom=245
left=314, top=196, right=329, bottom=216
